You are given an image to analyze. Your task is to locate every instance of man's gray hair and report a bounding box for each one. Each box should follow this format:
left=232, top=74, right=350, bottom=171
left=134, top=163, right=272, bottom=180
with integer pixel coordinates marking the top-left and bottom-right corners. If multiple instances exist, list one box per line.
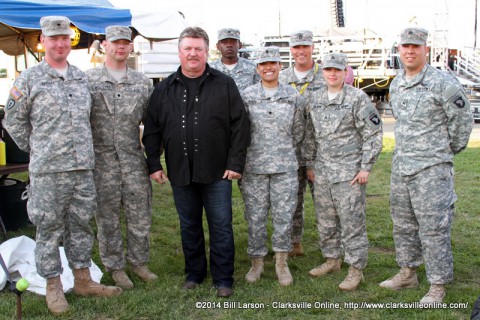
left=178, top=27, right=209, bottom=51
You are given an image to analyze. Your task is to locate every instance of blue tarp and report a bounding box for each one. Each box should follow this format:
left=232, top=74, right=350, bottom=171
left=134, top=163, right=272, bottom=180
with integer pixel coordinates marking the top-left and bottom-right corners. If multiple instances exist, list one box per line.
left=0, top=0, right=132, bottom=34
left=0, top=0, right=185, bottom=55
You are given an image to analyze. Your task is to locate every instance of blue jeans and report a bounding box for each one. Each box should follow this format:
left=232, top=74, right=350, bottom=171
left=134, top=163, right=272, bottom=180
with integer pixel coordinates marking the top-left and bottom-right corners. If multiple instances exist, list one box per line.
left=171, top=179, right=234, bottom=288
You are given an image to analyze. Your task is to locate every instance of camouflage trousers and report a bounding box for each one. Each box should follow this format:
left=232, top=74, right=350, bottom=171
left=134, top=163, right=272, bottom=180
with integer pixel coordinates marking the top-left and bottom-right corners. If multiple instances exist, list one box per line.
left=94, top=166, right=152, bottom=271
left=242, top=171, right=298, bottom=257
left=28, top=171, right=96, bottom=278
left=313, top=170, right=368, bottom=269
left=291, top=166, right=314, bottom=244
left=390, top=163, right=456, bottom=284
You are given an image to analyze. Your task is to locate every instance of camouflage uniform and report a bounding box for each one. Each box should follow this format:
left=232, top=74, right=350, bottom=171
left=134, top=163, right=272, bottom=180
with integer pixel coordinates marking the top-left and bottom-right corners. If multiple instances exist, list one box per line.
left=389, top=62, right=473, bottom=284
left=3, top=60, right=96, bottom=278
left=304, top=59, right=382, bottom=268
left=210, top=58, right=258, bottom=92
left=210, top=28, right=259, bottom=92
left=241, top=79, right=306, bottom=257
left=87, top=61, right=153, bottom=271
left=280, top=53, right=325, bottom=246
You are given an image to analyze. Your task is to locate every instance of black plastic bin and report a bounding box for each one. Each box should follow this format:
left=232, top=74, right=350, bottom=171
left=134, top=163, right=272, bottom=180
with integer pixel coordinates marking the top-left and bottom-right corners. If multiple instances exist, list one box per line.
left=3, top=130, right=30, bottom=163
left=0, top=106, right=30, bottom=163
left=0, top=178, right=28, bottom=231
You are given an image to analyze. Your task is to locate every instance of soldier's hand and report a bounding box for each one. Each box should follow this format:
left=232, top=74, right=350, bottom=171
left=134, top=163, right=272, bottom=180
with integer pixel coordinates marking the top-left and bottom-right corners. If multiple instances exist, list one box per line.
left=350, top=170, right=369, bottom=185
left=307, top=169, right=315, bottom=183
left=150, top=170, right=169, bottom=184
left=223, top=170, right=242, bottom=180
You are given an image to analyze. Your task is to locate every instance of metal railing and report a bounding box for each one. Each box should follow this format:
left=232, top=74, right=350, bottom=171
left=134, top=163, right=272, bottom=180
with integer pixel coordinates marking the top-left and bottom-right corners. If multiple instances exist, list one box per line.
left=455, top=51, right=480, bottom=83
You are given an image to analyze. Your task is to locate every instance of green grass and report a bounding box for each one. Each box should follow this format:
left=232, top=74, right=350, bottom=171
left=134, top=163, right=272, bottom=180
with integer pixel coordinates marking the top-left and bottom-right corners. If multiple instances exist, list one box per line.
left=1, top=138, right=479, bottom=319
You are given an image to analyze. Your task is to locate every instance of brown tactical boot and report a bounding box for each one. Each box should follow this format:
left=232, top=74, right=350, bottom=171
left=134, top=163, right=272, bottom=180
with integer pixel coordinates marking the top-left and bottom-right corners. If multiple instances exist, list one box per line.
left=338, top=266, right=364, bottom=291
left=379, top=267, right=418, bottom=290
left=131, top=265, right=158, bottom=282
left=112, top=269, right=134, bottom=289
left=289, top=243, right=304, bottom=257
left=419, top=284, right=446, bottom=306
left=275, top=252, right=293, bottom=286
left=308, top=258, right=342, bottom=277
left=73, top=268, right=123, bottom=297
left=245, top=257, right=264, bottom=283
left=46, top=276, right=69, bottom=315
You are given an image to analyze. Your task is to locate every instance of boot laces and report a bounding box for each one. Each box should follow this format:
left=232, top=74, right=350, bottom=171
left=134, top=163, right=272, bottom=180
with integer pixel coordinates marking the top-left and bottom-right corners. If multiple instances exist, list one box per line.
left=345, top=269, right=360, bottom=281
left=427, top=285, right=444, bottom=298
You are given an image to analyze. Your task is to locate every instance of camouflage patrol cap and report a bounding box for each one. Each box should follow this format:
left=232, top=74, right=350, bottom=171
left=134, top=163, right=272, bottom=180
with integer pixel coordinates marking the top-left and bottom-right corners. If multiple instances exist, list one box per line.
left=218, top=28, right=240, bottom=41
left=290, top=30, right=313, bottom=47
left=106, top=26, right=132, bottom=42
left=256, top=46, right=281, bottom=64
left=322, top=53, right=347, bottom=70
left=40, top=16, right=73, bottom=36
left=399, top=27, right=428, bottom=45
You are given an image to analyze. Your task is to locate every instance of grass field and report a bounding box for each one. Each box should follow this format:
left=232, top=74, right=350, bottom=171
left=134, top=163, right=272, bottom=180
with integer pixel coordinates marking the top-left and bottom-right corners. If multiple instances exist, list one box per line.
left=0, top=138, right=479, bottom=320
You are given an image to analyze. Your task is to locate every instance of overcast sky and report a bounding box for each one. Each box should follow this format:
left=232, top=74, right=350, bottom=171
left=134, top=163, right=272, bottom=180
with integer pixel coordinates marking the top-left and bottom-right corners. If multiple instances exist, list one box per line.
left=111, top=0, right=478, bottom=49
left=0, top=0, right=478, bottom=103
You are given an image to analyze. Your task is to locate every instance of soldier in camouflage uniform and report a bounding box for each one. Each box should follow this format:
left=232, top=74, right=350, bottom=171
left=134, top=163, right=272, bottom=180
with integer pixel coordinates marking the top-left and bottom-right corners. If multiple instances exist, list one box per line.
left=86, top=26, right=157, bottom=290
left=3, top=16, right=121, bottom=315
left=210, top=28, right=259, bottom=92
left=241, top=46, right=306, bottom=286
left=379, top=27, right=473, bottom=305
left=279, top=30, right=325, bottom=257
left=304, top=53, right=382, bottom=291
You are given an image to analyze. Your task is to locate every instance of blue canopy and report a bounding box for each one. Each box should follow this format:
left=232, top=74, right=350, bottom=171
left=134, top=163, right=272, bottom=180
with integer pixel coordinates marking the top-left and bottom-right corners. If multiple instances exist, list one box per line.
left=0, top=0, right=186, bottom=55
left=0, top=0, right=131, bottom=34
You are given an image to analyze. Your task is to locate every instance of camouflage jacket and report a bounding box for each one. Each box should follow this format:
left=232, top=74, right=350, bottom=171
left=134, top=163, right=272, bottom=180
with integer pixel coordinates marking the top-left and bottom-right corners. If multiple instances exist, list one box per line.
left=389, top=64, right=473, bottom=176
left=279, top=62, right=325, bottom=97
left=304, top=85, right=383, bottom=183
left=280, top=62, right=325, bottom=166
left=210, top=57, right=259, bottom=91
left=87, top=64, right=153, bottom=173
left=241, top=82, right=306, bottom=174
left=3, top=60, right=94, bottom=173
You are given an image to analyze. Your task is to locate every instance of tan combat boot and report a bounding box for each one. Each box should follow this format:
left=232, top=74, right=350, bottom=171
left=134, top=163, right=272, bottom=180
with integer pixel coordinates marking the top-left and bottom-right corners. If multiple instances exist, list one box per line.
left=289, top=243, right=304, bottom=257
left=338, top=266, right=364, bottom=291
left=131, top=265, right=158, bottom=282
left=419, top=284, right=446, bottom=306
left=379, top=267, right=418, bottom=290
left=112, top=269, right=134, bottom=289
left=46, top=276, right=69, bottom=315
left=308, top=258, right=342, bottom=277
left=275, top=252, right=293, bottom=286
left=245, top=257, right=264, bottom=283
left=73, top=268, right=123, bottom=297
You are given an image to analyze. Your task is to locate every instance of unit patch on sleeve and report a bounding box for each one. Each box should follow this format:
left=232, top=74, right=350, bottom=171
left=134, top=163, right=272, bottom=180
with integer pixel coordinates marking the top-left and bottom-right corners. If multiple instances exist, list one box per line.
left=6, top=99, right=15, bottom=110
left=368, top=113, right=381, bottom=126
left=453, top=96, right=466, bottom=109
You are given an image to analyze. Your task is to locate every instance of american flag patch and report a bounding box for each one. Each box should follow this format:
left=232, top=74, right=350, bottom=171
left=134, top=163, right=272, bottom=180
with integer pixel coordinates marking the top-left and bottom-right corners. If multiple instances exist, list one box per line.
left=10, top=86, right=23, bottom=100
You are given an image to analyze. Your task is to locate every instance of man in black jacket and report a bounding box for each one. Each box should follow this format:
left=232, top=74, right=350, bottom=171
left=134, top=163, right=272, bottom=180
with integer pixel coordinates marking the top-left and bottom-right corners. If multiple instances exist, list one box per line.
left=143, top=27, right=250, bottom=298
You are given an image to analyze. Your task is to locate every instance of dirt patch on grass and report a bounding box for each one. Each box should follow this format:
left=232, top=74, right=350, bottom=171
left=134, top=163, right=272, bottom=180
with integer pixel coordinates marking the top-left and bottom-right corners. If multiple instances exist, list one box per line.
left=369, top=247, right=395, bottom=254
